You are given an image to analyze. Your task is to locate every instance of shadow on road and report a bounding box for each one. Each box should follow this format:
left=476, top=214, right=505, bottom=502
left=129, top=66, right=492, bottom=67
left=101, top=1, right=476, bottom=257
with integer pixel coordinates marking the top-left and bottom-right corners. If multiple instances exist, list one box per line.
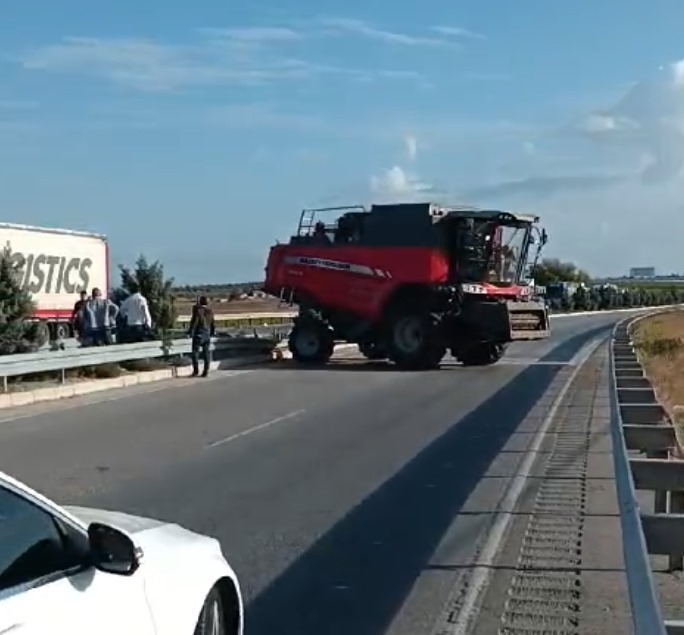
left=262, top=323, right=609, bottom=373
left=245, top=324, right=612, bottom=635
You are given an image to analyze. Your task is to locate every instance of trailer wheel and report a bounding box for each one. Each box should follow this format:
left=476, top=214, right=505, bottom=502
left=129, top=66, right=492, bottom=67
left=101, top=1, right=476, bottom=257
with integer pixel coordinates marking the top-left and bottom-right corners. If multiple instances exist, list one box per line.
left=32, top=321, right=50, bottom=349
left=53, top=323, right=71, bottom=341
left=288, top=320, right=334, bottom=364
left=459, top=343, right=506, bottom=367
left=386, top=310, right=445, bottom=370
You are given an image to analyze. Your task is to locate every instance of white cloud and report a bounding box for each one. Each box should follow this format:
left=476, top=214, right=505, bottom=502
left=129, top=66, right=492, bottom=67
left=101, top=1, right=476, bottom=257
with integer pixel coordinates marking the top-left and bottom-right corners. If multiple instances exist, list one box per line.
left=20, top=37, right=242, bottom=91
left=431, top=26, right=486, bottom=41
left=405, top=135, right=418, bottom=162
left=575, top=62, right=684, bottom=183
left=16, top=30, right=425, bottom=92
left=578, top=113, right=622, bottom=133
left=200, top=27, right=302, bottom=42
left=457, top=59, right=684, bottom=275
left=317, top=18, right=454, bottom=48
left=370, top=166, right=432, bottom=201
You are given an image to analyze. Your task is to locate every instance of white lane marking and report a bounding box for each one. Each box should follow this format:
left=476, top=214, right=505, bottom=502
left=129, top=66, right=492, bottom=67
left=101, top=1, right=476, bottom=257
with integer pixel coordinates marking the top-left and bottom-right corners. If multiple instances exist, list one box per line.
left=0, top=370, right=254, bottom=426
left=496, top=358, right=570, bottom=366
left=443, top=335, right=605, bottom=634
left=206, top=409, right=306, bottom=449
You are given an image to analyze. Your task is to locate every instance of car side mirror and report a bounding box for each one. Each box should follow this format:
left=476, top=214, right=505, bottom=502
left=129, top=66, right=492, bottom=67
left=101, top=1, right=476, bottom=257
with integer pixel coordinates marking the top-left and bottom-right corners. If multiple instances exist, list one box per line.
left=88, top=522, right=140, bottom=576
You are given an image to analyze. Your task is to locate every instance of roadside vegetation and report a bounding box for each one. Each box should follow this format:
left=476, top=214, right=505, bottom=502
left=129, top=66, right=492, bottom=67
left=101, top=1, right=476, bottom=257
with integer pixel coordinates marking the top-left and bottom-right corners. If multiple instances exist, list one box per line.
left=632, top=312, right=684, bottom=444
left=0, top=244, right=48, bottom=354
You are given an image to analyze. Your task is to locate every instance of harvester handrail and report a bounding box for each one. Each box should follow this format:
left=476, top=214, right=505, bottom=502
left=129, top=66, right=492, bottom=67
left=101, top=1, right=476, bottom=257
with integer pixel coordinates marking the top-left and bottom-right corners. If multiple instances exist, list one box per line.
left=301, top=205, right=367, bottom=213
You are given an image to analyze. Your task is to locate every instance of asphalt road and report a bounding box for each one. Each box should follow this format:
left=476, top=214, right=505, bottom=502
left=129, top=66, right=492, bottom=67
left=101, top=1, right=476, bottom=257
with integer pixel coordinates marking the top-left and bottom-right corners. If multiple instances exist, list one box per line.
left=0, top=312, right=631, bottom=635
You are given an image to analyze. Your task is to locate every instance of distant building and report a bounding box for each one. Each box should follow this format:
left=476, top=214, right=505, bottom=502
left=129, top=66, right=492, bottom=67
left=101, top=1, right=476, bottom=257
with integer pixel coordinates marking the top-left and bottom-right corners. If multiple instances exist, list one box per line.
left=629, top=267, right=656, bottom=279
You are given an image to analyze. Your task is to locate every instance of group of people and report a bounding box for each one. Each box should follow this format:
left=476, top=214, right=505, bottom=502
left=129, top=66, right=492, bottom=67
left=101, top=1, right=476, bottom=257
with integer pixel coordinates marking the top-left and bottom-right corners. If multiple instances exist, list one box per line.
left=70, top=289, right=216, bottom=377
left=70, top=284, right=153, bottom=347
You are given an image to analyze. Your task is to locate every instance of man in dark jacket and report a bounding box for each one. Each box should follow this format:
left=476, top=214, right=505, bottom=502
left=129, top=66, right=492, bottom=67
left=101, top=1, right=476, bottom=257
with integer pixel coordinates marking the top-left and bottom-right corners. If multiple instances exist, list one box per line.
left=187, top=296, right=215, bottom=377
left=71, top=290, right=88, bottom=339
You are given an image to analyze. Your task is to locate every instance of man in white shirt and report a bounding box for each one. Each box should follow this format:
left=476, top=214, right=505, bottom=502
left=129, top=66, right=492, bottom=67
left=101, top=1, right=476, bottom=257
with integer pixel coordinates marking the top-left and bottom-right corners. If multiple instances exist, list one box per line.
left=119, top=284, right=153, bottom=343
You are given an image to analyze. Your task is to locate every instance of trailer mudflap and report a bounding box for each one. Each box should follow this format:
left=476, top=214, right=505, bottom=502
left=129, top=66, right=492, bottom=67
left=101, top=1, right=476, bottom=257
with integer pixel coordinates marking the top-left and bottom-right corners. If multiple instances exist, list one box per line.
left=506, top=300, right=551, bottom=341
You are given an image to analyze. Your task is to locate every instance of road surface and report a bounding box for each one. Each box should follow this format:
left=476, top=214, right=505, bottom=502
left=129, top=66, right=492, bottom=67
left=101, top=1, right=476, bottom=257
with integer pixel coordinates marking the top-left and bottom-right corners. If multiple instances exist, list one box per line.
left=0, top=313, right=630, bottom=634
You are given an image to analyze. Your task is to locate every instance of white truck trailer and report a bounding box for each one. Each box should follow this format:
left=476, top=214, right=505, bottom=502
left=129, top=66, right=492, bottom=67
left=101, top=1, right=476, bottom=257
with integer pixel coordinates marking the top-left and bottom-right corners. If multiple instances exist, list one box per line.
left=0, top=222, right=109, bottom=339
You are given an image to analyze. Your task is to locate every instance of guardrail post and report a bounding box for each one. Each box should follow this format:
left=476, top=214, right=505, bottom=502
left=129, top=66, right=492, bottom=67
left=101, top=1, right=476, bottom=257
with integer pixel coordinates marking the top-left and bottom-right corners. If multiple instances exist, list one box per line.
left=649, top=449, right=670, bottom=513
left=669, top=489, right=684, bottom=571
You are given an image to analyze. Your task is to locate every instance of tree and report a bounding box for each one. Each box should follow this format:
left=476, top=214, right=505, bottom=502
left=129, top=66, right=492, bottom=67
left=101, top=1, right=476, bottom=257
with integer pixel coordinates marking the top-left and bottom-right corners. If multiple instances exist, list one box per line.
left=532, top=258, right=591, bottom=286
left=571, top=286, right=589, bottom=312
left=0, top=244, right=46, bottom=354
left=116, top=255, right=177, bottom=339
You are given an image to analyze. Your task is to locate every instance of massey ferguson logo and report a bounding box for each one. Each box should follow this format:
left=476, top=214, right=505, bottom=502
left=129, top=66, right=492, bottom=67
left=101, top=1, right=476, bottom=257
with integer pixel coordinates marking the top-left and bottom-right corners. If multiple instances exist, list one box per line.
left=9, top=250, right=93, bottom=294
left=298, top=256, right=351, bottom=272
left=284, top=255, right=392, bottom=279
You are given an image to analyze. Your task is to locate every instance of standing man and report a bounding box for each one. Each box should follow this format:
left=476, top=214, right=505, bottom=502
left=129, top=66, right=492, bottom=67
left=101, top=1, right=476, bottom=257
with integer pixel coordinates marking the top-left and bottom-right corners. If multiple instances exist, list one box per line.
left=119, top=283, right=152, bottom=343
left=71, top=290, right=88, bottom=340
left=187, top=296, right=215, bottom=377
left=81, top=287, right=119, bottom=346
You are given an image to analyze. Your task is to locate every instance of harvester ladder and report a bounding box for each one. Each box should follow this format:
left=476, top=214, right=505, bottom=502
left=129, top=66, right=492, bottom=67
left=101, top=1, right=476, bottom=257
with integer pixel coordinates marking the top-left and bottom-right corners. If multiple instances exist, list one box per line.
left=298, top=209, right=317, bottom=236
left=278, top=286, right=295, bottom=308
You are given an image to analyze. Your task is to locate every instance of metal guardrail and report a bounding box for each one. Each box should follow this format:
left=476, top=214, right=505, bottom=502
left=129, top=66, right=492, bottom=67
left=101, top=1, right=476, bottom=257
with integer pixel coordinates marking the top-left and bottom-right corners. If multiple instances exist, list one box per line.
left=610, top=311, right=684, bottom=635
left=0, top=336, right=277, bottom=391
left=175, top=305, right=684, bottom=328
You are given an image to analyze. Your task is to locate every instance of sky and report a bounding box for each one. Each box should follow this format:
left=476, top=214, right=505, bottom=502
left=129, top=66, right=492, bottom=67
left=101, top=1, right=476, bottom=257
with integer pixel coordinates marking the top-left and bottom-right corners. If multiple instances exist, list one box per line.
left=2, top=1, right=684, bottom=283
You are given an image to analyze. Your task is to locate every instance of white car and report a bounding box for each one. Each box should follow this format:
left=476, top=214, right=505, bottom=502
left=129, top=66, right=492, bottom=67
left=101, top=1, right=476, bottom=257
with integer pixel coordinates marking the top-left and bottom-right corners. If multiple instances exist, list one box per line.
left=0, top=471, right=244, bottom=634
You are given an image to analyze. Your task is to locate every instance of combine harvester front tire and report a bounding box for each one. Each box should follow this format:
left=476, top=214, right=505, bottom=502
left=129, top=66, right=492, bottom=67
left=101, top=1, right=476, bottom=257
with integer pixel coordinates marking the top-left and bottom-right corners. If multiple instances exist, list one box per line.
left=288, top=318, right=335, bottom=364
left=386, top=308, right=446, bottom=370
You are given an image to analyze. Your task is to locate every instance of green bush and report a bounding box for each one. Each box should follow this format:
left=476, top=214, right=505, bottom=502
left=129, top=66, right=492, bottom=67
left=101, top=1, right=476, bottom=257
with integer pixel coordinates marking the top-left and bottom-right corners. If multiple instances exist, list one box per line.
left=114, top=255, right=178, bottom=344
left=0, top=244, right=42, bottom=354
left=79, top=363, right=123, bottom=379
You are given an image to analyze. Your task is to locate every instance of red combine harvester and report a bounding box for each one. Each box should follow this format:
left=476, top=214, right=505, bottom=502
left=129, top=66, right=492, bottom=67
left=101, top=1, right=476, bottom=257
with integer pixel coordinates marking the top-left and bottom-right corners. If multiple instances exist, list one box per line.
left=263, top=202, right=551, bottom=370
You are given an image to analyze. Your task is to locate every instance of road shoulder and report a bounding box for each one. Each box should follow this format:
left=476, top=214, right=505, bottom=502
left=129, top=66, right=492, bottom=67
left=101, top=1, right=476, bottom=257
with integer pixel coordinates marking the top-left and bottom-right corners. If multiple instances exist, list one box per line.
left=463, top=343, right=632, bottom=634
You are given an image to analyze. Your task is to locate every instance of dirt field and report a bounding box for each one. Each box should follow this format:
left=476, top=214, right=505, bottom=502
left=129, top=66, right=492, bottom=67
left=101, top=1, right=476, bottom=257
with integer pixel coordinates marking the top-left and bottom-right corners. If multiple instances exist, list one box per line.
left=632, top=311, right=684, bottom=428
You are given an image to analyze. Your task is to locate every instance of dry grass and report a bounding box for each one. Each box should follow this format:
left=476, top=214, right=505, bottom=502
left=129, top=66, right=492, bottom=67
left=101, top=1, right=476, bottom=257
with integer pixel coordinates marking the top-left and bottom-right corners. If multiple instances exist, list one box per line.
left=632, top=312, right=684, bottom=444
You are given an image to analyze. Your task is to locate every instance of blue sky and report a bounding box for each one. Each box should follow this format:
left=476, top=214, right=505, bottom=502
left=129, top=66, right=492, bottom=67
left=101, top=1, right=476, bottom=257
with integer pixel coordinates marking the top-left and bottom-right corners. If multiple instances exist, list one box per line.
left=2, top=1, right=684, bottom=282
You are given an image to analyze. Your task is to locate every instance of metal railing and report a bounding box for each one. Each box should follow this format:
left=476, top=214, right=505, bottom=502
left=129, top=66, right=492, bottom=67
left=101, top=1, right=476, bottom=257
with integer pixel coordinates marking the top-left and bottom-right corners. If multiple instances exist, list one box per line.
left=175, top=305, right=683, bottom=329
left=0, top=335, right=278, bottom=391
left=610, top=312, right=684, bottom=634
